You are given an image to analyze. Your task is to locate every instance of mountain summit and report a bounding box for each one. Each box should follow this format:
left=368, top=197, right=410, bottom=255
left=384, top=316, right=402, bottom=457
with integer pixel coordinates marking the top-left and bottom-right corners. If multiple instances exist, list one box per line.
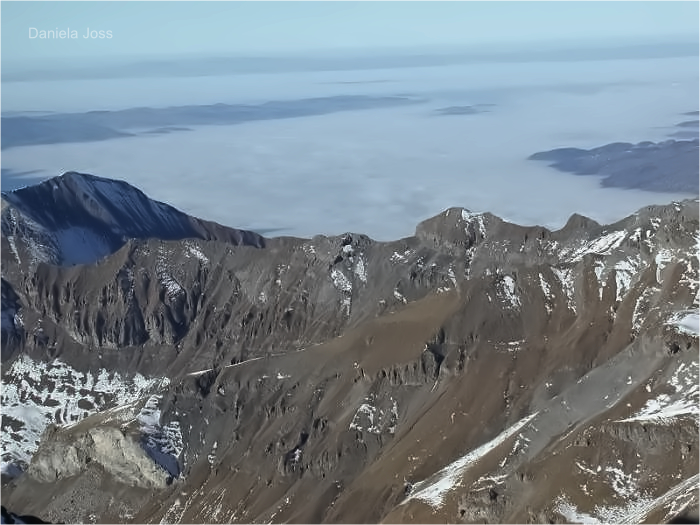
left=1, top=171, right=264, bottom=267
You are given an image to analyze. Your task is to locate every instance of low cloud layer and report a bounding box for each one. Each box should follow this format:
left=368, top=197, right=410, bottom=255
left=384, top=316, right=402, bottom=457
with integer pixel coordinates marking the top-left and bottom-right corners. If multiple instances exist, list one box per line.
left=2, top=58, right=698, bottom=240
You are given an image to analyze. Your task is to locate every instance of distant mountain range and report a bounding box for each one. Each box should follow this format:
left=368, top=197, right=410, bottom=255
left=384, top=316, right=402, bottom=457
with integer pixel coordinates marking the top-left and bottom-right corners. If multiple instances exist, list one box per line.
left=1, top=173, right=698, bottom=524
left=4, top=41, right=698, bottom=83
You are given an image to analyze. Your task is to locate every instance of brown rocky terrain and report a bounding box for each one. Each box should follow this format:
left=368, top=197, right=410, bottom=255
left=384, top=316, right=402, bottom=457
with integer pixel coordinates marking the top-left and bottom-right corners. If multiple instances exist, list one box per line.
left=1, top=173, right=698, bottom=523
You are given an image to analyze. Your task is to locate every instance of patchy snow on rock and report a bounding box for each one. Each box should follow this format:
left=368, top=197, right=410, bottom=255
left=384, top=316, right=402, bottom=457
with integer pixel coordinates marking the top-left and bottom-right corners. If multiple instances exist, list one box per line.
left=461, top=209, right=486, bottom=238
left=393, top=289, right=407, bottom=304
left=614, top=257, right=639, bottom=302
left=1, top=354, right=167, bottom=474
left=349, top=395, right=398, bottom=435
left=330, top=268, right=353, bottom=314
left=539, top=273, right=553, bottom=314
left=631, top=287, right=655, bottom=334
left=497, top=275, right=520, bottom=309
left=593, top=261, right=606, bottom=300
left=388, top=398, right=399, bottom=434
left=349, top=403, right=379, bottom=434
left=555, top=469, right=656, bottom=525
left=6, top=233, right=21, bottom=264
left=447, top=267, right=457, bottom=288
left=618, top=361, right=699, bottom=424
left=604, top=464, right=641, bottom=499
left=566, top=230, right=627, bottom=261
left=208, top=441, right=218, bottom=466
left=137, top=395, right=184, bottom=478
left=184, top=242, right=209, bottom=264
left=473, top=473, right=509, bottom=489
left=654, top=249, right=674, bottom=284
left=555, top=496, right=601, bottom=524
left=390, top=249, right=413, bottom=264
left=551, top=267, right=576, bottom=312
left=403, top=412, right=537, bottom=509
left=628, top=228, right=642, bottom=243
left=330, top=268, right=352, bottom=293
left=156, top=249, right=185, bottom=299
left=354, top=255, right=368, bottom=283
left=341, top=296, right=352, bottom=315
left=539, top=273, right=552, bottom=300
left=507, top=340, right=524, bottom=353
left=653, top=473, right=700, bottom=524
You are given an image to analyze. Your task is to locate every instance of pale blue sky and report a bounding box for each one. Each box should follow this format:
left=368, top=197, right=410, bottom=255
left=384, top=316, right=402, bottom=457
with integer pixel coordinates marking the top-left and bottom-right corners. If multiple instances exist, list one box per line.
left=2, top=1, right=699, bottom=63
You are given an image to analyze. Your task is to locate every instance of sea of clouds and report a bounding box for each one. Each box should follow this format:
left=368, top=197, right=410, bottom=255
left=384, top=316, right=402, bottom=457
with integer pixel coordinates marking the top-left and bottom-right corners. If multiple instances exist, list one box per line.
left=2, top=56, right=697, bottom=240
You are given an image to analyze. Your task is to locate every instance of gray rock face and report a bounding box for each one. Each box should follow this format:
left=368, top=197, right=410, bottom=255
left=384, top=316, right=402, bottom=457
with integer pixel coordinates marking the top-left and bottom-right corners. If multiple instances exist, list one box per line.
left=28, top=426, right=170, bottom=489
left=1, top=173, right=697, bottom=524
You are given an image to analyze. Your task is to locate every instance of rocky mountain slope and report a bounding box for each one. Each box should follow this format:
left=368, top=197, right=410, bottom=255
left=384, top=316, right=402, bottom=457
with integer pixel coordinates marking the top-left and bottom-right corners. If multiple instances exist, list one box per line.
left=1, top=173, right=698, bottom=523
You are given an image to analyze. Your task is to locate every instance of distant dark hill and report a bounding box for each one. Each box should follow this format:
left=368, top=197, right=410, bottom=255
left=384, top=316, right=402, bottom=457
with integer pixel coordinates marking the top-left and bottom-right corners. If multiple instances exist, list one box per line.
left=0, top=95, right=425, bottom=149
left=529, top=138, right=699, bottom=193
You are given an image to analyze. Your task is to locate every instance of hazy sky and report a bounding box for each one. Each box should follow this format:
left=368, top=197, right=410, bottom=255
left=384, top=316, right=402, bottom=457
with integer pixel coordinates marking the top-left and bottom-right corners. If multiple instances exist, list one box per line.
left=2, top=1, right=698, bottom=63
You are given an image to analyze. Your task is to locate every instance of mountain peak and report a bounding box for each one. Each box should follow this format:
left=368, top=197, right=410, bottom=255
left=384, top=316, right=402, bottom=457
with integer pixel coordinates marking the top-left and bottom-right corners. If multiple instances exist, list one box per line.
left=1, top=172, right=264, bottom=267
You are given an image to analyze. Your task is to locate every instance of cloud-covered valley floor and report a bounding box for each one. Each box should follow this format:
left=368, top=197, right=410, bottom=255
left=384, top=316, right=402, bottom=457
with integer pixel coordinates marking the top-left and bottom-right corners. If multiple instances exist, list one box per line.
left=2, top=57, right=697, bottom=240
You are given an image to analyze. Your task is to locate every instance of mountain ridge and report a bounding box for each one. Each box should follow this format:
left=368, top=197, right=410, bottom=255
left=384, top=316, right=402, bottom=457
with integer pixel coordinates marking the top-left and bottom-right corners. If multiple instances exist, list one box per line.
left=1, top=173, right=697, bottom=524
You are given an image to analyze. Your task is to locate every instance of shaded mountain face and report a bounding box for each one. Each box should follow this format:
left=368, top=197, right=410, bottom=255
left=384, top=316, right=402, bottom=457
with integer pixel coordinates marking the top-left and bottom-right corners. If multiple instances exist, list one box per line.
left=0, top=173, right=698, bottom=524
left=1, top=171, right=264, bottom=267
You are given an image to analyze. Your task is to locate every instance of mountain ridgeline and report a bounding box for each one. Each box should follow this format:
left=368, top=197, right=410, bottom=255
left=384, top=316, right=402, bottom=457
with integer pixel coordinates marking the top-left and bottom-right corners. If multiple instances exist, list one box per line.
left=1, top=172, right=698, bottom=524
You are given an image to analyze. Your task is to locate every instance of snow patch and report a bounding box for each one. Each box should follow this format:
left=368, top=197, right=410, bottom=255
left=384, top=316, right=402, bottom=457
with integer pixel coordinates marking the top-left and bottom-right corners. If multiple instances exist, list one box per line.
left=390, top=249, right=413, bottom=263
left=184, top=241, right=209, bottom=264
left=349, top=395, right=398, bottom=435
left=330, top=268, right=352, bottom=293
left=552, top=267, right=576, bottom=312
left=354, top=255, right=368, bottom=283
left=156, top=248, right=184, bottom=299
left=655, top=249, right=674, bottom=284
left=539, top=273, right=553, bottom=314
left=461, top=209, right=486, bottom=238
left=666, top=311, right=699, bottom=337
left=497, top=275, right=520, bottom=309
left=403, top=412, right=537, bottom=508
left=614, top=257, right=639, bottom=302
left=566, top=230, right=627, bottom=261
